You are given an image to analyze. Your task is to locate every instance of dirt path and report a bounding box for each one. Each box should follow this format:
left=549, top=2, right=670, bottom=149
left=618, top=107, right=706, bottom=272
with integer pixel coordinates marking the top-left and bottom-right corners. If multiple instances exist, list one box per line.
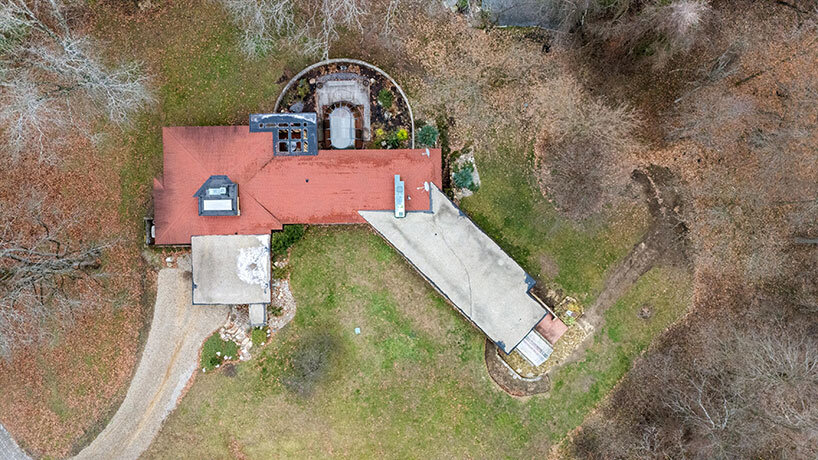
left=579, top=235, right=661, bottom=333
left=567, top=166, right=689, bottom=362
left=0, top=423, right=29, bottom=460
left=73, top=267, right=228, bottom=460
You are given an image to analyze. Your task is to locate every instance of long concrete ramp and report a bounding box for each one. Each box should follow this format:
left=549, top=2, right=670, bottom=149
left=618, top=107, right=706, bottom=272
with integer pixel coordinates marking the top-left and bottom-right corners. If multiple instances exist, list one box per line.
left=360, top=186, right=546, bottom=353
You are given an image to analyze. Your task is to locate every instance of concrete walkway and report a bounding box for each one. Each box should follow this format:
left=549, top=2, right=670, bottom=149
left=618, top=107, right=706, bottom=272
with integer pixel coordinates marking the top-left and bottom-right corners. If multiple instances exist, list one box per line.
left=360, top=185, right=546, bottom=353
left=73, top=267, right=228, bottom=460
left=0, top=423, right=29, bottom=460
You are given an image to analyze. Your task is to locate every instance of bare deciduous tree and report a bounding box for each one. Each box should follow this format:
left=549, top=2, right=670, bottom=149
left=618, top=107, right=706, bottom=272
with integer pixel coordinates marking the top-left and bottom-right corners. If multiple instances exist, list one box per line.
left=0, top=0, right=151, bottom=161
left=573, top=313, right=818, bottom=459
left=381, top=0, right=400, bottom=36
left=219, top=0, right=369, bottom=59
left=0, top=195, right=109, bottom=358
left=219, top=0, right=297, bottom=56
left=535, top=82, right=641, bottom=219
left=547, top=0, right=710, bottom=67
left=303, top=0, right=369, bottom=59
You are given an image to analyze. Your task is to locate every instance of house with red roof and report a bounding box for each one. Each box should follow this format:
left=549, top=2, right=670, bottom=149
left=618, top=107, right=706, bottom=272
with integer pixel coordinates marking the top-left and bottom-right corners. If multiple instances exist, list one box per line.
left=149, top=67, right=566, bottom=366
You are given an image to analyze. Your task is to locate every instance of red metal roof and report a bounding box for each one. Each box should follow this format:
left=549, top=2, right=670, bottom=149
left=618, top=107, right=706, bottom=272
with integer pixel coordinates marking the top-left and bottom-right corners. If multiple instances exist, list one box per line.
left=535, top=312, right=568, bottom=345
left=153, top=126, right=442, bottom=245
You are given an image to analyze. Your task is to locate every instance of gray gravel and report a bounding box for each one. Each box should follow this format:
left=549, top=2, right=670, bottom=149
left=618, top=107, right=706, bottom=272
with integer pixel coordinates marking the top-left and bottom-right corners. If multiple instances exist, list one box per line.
left=73, top=268, right=228, bottom=460
left=0, top=423, right=29, bottom=460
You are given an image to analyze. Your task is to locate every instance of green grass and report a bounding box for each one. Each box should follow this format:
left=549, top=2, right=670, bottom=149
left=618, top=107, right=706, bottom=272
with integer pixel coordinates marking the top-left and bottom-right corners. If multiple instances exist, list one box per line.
left=251, top=327, right=267, bottom=347
left=201, top=334, right=239, bottom=371
left=146, top=228, right=691, bottom=458
left=460, top=145, right=650, bottom=303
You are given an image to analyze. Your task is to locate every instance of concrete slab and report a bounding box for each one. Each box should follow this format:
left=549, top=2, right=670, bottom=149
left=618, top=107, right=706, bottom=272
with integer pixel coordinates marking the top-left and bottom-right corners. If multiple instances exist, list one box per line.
left=191, top=234, right=271, bottom=305
left=360, top=186, right=546, bottom=353
left=249, top=303, right=267, bottom=327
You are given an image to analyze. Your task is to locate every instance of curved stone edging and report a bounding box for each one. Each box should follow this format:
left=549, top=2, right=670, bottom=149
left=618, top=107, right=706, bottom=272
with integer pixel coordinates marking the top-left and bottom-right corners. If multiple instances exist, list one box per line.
left=484, top=338, right=551, bottom=397
left=274, top=58, right=416, bottom=148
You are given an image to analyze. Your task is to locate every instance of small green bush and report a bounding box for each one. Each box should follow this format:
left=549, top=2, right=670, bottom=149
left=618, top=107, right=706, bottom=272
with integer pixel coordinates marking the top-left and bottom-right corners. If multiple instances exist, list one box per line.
left=271, top=225, right=305, bottom=255
left=384, top=129, right=409, bottom=149
left=377, top=88, right=394, bottom=109
left=201, top=333, right=239, bottom=371
left=416, top=124, right=439, bottom=147
left=296, top=79, right=310, bottom=99
left=251, top=327, right=267, bottom=347
left=452, top=162, right=479, bottom=191
left=273, top=265, right=289, bottom=279
left=268, top=303, right=284, bottom=317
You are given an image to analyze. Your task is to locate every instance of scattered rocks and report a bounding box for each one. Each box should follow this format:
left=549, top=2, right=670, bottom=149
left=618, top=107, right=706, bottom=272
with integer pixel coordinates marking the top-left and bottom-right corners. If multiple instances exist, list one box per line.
left=219, top=312, right=254, bottom=362
left=214, top=254, right=298, bottom=364
left=268, top=279, right=296, bottom=331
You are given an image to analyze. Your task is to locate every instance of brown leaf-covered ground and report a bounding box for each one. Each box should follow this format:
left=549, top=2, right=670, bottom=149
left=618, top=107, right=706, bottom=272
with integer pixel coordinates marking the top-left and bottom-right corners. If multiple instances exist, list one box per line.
left=0, top=138, right=152, bottom=457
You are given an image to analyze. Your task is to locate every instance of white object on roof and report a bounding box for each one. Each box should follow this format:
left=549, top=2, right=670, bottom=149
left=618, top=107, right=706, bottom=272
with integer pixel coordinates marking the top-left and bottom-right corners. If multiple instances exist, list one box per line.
left=394, top=175, right=405, bottom=218
left=516, top=329, right=553, bottom=367
left=202, top=199, right=233, bottom=211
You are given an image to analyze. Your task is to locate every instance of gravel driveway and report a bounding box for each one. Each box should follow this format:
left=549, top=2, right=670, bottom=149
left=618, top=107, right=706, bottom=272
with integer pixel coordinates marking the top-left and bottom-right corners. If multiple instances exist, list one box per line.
left=73, top=267, right=228, bottom=460
left=0, top=423, right=29, bottom=460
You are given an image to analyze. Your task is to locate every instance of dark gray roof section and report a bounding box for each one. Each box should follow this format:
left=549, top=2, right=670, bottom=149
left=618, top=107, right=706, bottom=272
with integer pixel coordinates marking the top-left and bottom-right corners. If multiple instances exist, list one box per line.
left=193, top=175, right=239, bottom=216
left=482, top=0, right=563, bottom=28
left=249, top=112, right=319, bottom=156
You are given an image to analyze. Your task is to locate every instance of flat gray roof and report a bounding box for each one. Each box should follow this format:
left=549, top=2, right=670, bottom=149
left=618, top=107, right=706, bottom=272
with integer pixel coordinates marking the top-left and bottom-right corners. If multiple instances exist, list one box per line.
left=360, top=186, right=546, bottom=353
left=191, top=234, right=271, bottom=305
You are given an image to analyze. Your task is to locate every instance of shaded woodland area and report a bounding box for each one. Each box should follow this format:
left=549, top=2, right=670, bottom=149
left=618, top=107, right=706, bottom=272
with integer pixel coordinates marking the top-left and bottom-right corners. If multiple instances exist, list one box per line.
left=551, top=0, right=818, bottom=458
left=0, top=0, right=149, bottom=357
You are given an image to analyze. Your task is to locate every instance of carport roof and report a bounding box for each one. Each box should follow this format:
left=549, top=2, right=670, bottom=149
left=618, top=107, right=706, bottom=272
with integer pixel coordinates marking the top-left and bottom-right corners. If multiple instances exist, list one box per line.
left=191, top=234, right=271, bottom=305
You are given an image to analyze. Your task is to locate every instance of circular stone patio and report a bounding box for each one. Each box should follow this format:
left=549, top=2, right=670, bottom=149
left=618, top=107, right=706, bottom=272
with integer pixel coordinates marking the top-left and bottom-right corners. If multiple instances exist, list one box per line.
left=275, top=58, right=415, bottom=149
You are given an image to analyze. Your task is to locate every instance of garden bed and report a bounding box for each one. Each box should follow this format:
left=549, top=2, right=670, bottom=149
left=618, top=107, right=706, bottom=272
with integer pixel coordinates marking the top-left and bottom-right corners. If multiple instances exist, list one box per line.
left=275, top=60, right=413, bottom=149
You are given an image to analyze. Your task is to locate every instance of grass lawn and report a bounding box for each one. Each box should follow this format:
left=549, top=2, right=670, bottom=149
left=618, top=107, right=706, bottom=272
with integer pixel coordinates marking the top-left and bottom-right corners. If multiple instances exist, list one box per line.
left=145, top=227, right=691, bottom=458
left=460, top=145, right=650, bottom=304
